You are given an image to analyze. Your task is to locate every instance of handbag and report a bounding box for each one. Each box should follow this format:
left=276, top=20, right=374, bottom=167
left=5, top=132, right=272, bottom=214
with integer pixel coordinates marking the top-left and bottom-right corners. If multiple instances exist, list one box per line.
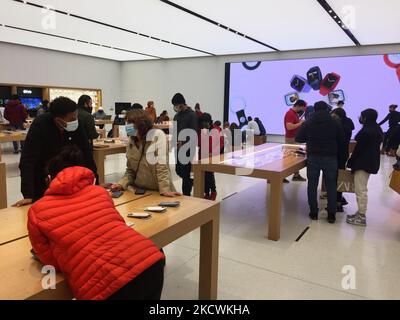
left=321, top=169, right=355, bottom=193
left=389, top=170, right=400, bottom=194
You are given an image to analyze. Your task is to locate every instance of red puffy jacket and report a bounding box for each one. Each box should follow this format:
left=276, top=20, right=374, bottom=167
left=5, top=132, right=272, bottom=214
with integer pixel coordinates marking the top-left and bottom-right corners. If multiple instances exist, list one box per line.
left=4, top=99, right=28, bottom=126
left=27, top=166, right=164, bottom=300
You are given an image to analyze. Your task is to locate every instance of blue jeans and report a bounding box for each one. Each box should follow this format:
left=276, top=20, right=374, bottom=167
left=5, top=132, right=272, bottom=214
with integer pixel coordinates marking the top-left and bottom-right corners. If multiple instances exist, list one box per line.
left=307, top=155, right=338, bottom=216
left=11, top=124, right=25, bottom=152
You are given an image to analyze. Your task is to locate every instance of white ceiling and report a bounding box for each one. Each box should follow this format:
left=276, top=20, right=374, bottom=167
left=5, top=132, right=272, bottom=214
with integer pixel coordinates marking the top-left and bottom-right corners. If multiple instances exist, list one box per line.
left=0, top=0, right=398, bottom=61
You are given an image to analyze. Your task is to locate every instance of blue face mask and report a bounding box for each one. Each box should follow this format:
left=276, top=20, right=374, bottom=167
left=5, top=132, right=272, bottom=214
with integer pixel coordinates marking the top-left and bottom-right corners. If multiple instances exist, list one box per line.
left=125, top=123, right=137, bottom=137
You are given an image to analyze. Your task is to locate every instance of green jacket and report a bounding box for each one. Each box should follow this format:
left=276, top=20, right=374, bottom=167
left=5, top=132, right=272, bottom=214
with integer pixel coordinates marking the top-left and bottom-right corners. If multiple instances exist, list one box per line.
left=78, top=107, right=99, bottom=141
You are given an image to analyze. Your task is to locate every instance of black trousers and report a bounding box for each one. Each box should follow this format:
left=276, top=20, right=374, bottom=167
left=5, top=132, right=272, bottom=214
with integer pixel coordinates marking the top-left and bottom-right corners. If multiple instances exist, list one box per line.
left=176, top=161, right=193, bottom=196
left=388, top=125, right=400, bottom=151
left=204, top=172, right=216, bottom=195
left=107, top=258, right=165, bottom=300
left=384, top=126, right=399, bottom=151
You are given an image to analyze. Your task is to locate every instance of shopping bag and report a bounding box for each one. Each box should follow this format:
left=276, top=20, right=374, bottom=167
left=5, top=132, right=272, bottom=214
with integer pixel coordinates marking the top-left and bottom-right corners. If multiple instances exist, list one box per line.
left=389, top=170, right=400, bottom=194
left=321, top=169, right=355, bottom=193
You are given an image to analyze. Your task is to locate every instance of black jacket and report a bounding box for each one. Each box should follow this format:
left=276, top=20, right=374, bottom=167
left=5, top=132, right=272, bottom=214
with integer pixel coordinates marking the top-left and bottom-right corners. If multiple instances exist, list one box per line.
left=378, top=111, right=400, bottom=128
left=337, top=118, right=354, bottom=169
left=295, top=110, right=345, bottom=157
left=347, top=123, right=383, bottom=174
left=78, top=107, right=99, bottom=140
left=19, top=113, right=98, bottom=201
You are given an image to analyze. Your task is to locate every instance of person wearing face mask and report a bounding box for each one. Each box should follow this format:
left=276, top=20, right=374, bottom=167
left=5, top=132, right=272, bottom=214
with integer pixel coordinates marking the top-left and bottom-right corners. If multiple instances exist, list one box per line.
left=77, top=95, right=99, bottom=144
left=13, top=96, right=98, bottom=207
left=111, top=109, right=180, bottom=197
left=171, top=93, right=198, bottom=196
left=346, top=109, right=383, bottom=227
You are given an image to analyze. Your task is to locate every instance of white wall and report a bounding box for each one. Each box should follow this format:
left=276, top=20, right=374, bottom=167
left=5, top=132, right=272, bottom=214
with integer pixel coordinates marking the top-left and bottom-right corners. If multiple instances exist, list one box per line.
left=121, top=44, right=400, bottom=124
left=0, top=42, right=121, bottom=114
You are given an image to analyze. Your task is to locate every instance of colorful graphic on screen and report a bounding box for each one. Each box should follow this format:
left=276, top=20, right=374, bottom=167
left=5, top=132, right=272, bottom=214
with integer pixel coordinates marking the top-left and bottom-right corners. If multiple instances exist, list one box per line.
left=226, top=54, right=400, bottom=136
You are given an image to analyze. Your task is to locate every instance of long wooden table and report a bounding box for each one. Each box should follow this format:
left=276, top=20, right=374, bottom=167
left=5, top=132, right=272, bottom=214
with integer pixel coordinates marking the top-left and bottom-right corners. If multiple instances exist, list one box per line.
left=93, top=139, right=128, bottom=184
left=0, top=131, right=27, bottom=159
left=95, top=119, right=114, bottom=126
left=193, top=143, right=307, bottom=241
left=0, top=190, right=151, bottom=246
left=0, top=194, right=220, bottom=300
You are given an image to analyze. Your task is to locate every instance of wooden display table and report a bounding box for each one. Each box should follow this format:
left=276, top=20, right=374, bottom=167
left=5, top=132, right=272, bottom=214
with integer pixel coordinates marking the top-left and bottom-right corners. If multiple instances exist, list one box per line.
left=0, top=162, right=6, bottom=209
left=0, top=131, right=27, bottom=159
left=95, top=119, right=114, bottom=126
left=93, top=139, right=128, bottom=184
left=0, top=190, right=153, bottom=246
left=193, top=143, right=307, bottom=241
left=0, top=194, right=220, bottom=300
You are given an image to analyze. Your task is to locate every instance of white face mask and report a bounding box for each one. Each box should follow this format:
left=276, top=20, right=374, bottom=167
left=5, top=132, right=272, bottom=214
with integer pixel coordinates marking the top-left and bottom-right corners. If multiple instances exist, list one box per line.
left=119, top=114, right=126, bottom=119
left=65, top=119, right=79, bottom=132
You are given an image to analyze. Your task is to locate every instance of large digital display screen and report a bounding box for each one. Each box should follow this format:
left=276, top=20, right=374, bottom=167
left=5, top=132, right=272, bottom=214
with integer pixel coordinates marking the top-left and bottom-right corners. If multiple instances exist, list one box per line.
left=225, top=54, right=400, bottom=136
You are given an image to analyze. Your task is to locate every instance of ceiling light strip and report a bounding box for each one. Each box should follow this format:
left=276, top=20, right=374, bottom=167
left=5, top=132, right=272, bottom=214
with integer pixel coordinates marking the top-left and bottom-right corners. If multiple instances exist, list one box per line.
left=159, top=0, right=279, bottom=51
left=316, top=0, right=361, bottom=46
left=1, top=24, right=163, bottom=59
left=12, top=0, right=214, bottom=56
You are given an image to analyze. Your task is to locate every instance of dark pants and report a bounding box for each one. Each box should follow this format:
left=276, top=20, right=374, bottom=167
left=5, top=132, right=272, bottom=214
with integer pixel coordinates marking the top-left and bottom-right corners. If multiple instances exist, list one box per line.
left=176, top=160, right=193, bottom=196
left=307, top=155, right=338, bottom=217
left=204, top=172, right=216, bottom=195
left=388, top=125, right=400, bottom=151
left=11, top=124, right=25, bottom=152
left=107, top=258, right=165, bottom=300
left=384, top=126, right=399, bottom=151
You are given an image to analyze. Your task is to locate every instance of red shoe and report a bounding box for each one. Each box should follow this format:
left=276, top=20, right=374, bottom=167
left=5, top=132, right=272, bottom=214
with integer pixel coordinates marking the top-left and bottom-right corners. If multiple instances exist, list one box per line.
left=210, top=192, right=217, bottom=201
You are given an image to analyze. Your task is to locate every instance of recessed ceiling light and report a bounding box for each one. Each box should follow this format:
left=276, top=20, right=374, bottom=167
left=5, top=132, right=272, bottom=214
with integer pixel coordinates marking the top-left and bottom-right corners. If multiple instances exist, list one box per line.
left=338, top=20, right=341, bottom=23
left=329, top=10, right=332, bottom=13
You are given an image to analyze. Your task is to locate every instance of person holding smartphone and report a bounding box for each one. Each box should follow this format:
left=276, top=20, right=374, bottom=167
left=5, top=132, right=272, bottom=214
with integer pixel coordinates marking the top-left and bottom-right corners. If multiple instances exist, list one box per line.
left=111, top=109, right=180, bottom=197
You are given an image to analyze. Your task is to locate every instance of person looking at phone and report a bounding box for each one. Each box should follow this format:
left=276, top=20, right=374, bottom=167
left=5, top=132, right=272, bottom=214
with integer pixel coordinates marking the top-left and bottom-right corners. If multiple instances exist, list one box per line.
left=13, top=97, right=98, bottom=207
left=111, top=109, right=180, bottom=197
left=284, top=99, right=307, bottom=182
left=28, top=145, right=165, bottom=300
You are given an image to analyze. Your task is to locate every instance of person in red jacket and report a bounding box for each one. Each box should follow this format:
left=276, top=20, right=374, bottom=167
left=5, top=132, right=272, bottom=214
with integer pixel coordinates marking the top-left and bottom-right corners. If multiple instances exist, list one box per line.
left=28, top=145, right=165, bottom=300
left=198, top=113, right=221, bottom=200
left=4, top=95, right=28, bottom=153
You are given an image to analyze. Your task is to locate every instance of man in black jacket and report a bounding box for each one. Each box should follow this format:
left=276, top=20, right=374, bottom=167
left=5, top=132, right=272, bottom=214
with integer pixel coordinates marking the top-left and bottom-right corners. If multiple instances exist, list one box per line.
left=13, top=97, right=98, bottom=206
left=346, top=109, right=383, bottom=227
left=378, top=104, right=400, bottom=154
left=171, top=93, right=198, bottom=196
left=296, top=101, right=345, bottom=223
left=77, top=95, right=99, bottom=145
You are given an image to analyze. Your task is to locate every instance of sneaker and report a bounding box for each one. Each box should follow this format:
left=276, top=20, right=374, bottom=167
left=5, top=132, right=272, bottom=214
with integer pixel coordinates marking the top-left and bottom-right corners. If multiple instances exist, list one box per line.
left=341, top=197, right=348, bottom=206
left=204, top=194, right=210, bottom=200
left=209, top=191, right=217, bottom=201
left=309, top=213, right=318, bottom=220
left=327, top=215, right=336, bottom=224
left=292, top=175, right=306, bottom=182
left=13, top=150, right=19, bottom=154
left=346, top=213, right=366, bottom=227
left=337, top=205, right=344, bottom=213
left=283, top=178, right=290, bottom=183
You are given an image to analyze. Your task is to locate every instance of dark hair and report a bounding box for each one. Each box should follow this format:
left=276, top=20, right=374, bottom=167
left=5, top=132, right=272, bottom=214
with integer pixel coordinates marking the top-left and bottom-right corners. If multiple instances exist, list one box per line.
left=337, top=100, right=345, bottom=106
left=247, top=116, right=253, bottom=121
left=389, top=104, right=398, bottom=109
left=126, top=109, right=153, bottom=139
left=172, top=93, right=186, bottom=106
left=11, top=94, right=19, bottom=100
left=331, top=107, right=346, bottom=119
left=230, top=122, right=239, bottom=130
left=49, top=97, right=77, bottom=117
left=361, top=108, right=378, bottom=124
left=294, top=100, right=306, bottom=108
left=147, top=101, right=154, bottom=108
left=78, top=95, right=92, bottom=108
left=314, top=101, right=329, bottom=111
left=42, top=100, right=49, bottom=107
left=195, top=103, right=200, bottom=110
left=199, top=113, right=213, bottom=129
left=47, top=145, right=86, bottom=179
left=214, top=120, right=222, bottom=127
left=161, top=110, right=167, bottom=115
left=132, top=103, right=144, bottom=110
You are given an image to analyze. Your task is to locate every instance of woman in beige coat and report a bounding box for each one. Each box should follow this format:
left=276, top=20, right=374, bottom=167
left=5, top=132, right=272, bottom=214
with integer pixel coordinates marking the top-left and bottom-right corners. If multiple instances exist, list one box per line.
left=111, top=109, right=180, bottom=197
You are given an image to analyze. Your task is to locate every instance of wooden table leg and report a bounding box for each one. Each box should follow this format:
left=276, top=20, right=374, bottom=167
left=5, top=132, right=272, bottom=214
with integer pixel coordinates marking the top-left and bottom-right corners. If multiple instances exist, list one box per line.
left=0, top=162, right=7, bottom=209
left=94, top=151, right=105, bottom=185
left=199, top=206, right=220, bottom=300
left=267, top=177, right=283, bottom=241
left=193, top=165, right=205, bottom=198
